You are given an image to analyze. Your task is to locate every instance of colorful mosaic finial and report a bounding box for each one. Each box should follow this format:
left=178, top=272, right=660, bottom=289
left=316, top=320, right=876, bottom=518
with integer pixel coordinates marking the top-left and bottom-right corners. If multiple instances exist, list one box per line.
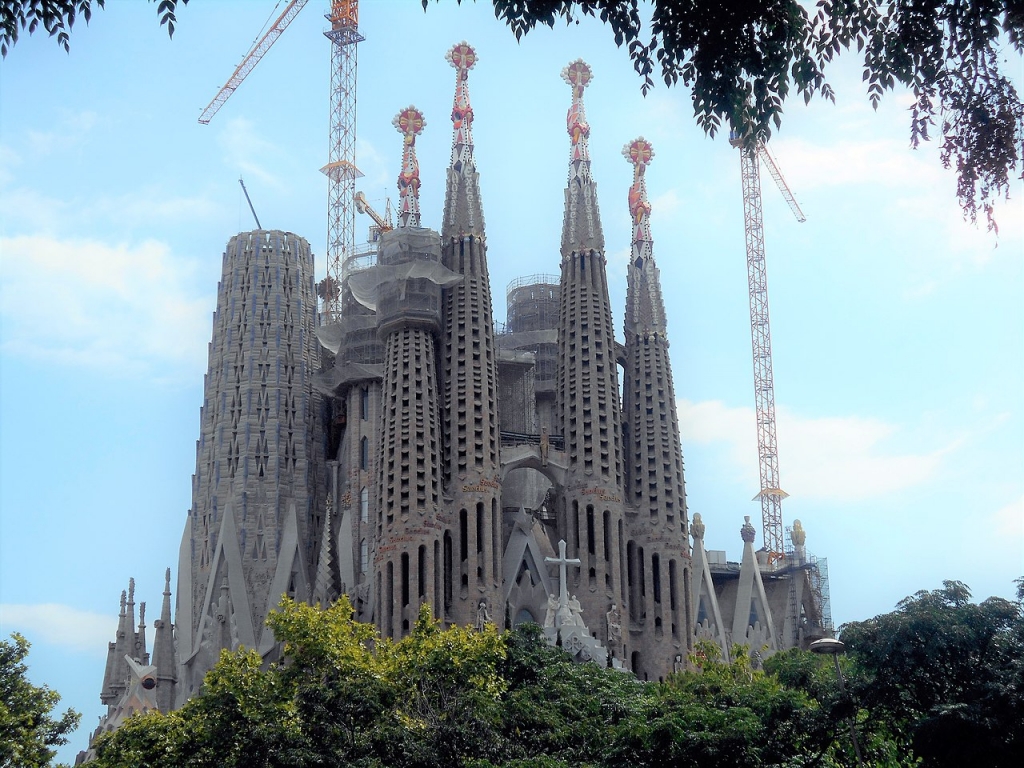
left=562, top=59, right=593, bottom=185
left=559, top=59, right=604, bottom=257
left=623, top=137, right=654, bottom=260
left=446, top=41, right=477, bottom=172
left=394, top=106, right=426, bottom=228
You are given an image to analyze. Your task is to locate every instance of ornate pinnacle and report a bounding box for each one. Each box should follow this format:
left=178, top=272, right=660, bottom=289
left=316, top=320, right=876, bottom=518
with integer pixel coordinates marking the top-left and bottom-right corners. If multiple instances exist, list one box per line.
left=446, top=41, right=477, bottom=171
left=691, top=512, right=705, bottom=541
left=741, top=515, right=757, bottom=544
left=562, top=59, right=593, bottom=184
left=623, top=137, right=654, bottom=258
left=394, top=106, right=426, bottom=228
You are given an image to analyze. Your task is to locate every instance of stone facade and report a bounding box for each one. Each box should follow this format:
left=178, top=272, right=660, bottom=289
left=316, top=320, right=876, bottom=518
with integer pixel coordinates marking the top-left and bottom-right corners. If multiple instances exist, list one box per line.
left=86, top=49, right=834, bottom=756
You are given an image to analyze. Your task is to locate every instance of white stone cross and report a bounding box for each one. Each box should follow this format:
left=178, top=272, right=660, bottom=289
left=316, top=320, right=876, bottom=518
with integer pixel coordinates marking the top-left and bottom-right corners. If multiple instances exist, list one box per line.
left=545, top=539, right=581, bottom=621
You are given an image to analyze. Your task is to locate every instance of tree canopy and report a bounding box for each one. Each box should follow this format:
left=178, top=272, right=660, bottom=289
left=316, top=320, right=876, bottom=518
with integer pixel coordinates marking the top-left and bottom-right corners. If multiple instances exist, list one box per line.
left=2, top=0, right=1020, bottom=228
left=432, top=0, right=1023, bottom=230
left=0, top=633, right=80, bottom=768
left=85, top=582, right=1024, bottom=767
left=839, top=579, right=1024, bottom=768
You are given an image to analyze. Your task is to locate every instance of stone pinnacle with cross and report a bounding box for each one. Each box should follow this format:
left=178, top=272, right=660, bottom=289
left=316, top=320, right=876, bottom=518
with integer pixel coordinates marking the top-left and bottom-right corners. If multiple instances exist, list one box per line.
left=545, top=539, right=581, bottom=622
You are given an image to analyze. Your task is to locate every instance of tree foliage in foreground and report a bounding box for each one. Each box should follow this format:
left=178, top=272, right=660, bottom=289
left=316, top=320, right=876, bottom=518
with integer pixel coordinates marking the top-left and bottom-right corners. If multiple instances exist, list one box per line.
left=0, top=633, right=80, bottom=768
left=2, top=1, right=1020, bottom=229
left=431, top=0, right=1023, bottom=230
left=86, top=595, right=926, bottom=768
left=839, top=579, right=1024, bottom=768
left=0, top=0, right=188, bottom=58
left=90, top=581, right=1024, bottom=767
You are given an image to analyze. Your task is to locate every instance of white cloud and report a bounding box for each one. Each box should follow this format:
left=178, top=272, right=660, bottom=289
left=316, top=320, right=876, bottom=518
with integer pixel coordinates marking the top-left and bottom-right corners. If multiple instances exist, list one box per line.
left=991, top=495, right=1024, bottom=540
left=26, top=110, right=100, bottom=156
left=218, top=117, right=286, bottom=189
left=0, top=144, right=21, bottom=187
left=0, top=187, right=67, bottom=234
left=0, top=235, right=211, bottom=376
left=651, top=188, right=684, bottom=220
left=0, top=603, right=114, bottom=655
left=770, top=136, right=945, bottom=193
left=678, top=398, right=947, bottom=501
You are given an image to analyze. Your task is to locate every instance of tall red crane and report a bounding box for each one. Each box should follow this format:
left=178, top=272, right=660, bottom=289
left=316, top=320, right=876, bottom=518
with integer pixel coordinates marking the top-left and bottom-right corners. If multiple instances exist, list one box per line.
left=731, top=134, right=805, bottom=565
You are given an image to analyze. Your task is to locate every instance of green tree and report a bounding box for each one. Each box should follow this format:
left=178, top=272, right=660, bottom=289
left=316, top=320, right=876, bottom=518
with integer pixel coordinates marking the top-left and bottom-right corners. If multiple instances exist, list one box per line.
left=0, top=0, right=188, bottom=57
left=0, top=633, right=80, bottom=768
left=3, top=0, right=1020, bottom=227
left=430, top=0, right=1023, bottom=229
left=840, top=580, right=1024, bottom=768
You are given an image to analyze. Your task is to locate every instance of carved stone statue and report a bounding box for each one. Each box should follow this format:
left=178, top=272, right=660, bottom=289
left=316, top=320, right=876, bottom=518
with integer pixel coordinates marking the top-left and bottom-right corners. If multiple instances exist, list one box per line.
left=475, top=598, right=492, bottom=631
left=606, top=603, right=622, bottom=647
left=567, top=594, right=585, bottom=627
left=544, top=594, right=558, bottom=628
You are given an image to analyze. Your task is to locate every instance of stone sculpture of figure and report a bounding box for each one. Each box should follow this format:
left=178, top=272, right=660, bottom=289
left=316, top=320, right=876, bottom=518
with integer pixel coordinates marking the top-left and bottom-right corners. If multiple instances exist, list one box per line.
left=475, top=598, right=491, bottom=631
left=673, top=654, right=684, bottom=674
left=568, top=594, right=585, bottom=627
left=544, top=594, right=558, bottom=628
left=606, top=603, right=622, bottom=646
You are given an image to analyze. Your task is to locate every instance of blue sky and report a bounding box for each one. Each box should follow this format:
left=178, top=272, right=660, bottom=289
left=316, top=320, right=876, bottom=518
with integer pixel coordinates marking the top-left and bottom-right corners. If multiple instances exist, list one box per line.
left=1, top=1, right=1021, bottom=761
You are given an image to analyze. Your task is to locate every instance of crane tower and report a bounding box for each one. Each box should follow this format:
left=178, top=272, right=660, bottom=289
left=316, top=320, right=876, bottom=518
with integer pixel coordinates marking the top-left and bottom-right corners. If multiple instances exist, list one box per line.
left=731, top=135, right=805, bottom=564
left=320, top=0, right=364, bottom=323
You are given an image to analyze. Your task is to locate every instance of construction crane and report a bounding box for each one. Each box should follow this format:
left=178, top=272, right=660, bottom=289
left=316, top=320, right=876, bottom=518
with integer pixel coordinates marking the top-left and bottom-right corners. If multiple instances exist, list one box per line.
left=730, top=133, right=805, bottom=566
left=198, top=1, right=310, bottom=125
left=354, top=191, right=393, bottom=237
left=197, top=1, right=363, bottom=325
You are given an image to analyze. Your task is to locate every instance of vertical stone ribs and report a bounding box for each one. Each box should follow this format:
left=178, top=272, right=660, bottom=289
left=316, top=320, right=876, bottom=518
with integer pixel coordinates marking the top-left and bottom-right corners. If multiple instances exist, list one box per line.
left=374, top=106, right=452, bottom=639
left=440, top=42, right=501, bottom=625
left=621, top=138, right=685, bottom=522
left=620, top=138, right=693, bottom=676
left=181, top=230, right=323, bottom=689
left=556, top=60, right=622, bottom=486
left=553, top=60, right=626, bottom=658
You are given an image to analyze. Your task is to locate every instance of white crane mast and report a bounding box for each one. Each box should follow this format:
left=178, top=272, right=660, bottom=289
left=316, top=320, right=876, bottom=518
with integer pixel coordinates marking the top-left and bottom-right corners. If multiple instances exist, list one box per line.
left=732, top=134, right=805, bottom=564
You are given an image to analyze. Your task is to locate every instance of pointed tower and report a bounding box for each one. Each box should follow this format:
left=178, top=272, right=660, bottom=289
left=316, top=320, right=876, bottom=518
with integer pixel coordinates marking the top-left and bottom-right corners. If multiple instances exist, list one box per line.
left=620, top=138, right=693, bottom=679
left=151, top=568, right=177, bottom=713
left=373, top=107, right=451, bottom=639
left=312, top=496, right=342, bottom=606
left=439, top=42, right=502, bottom=627
left=99, top=587, right=129, bottom=707
left=553, top=60, right=627, bottom=658
left=175, top=228, right=325, bottom=702
left=730, top=516, right=778, bottom=654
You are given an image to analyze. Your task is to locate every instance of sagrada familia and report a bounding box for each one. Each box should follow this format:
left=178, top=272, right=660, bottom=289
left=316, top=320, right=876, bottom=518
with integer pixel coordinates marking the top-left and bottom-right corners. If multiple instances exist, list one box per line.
left=79, top=44, right=830, bottom=757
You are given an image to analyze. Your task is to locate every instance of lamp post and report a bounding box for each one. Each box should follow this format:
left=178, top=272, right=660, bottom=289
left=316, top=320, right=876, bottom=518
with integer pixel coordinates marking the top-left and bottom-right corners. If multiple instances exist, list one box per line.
left=810, top=638, right=864, bottom=767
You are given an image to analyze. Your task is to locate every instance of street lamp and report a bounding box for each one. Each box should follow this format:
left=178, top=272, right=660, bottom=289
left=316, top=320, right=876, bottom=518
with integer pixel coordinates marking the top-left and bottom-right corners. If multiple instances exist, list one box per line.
left=810, top=638, right=864, bottom=767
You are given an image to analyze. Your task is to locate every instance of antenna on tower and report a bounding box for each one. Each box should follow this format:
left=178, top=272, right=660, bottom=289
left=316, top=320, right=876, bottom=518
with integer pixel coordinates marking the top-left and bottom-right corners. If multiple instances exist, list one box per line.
left=238, top=177, right=262, bottom=230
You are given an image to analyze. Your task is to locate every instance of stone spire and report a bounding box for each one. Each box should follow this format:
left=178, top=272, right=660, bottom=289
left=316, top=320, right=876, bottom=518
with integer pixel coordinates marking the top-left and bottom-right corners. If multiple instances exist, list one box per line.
left=619, top=137, right=693, bottom=680
left=622, top=138, right=667, bottom=336
left=100, top=588, right=128, bottom=706
left=176, top=228, right=324, bottom=701
left=621, top=136, right=687, bottom=525
left=439, top=41, right=502, bottom=627
left=312, top=497, right=341, bottom=606
left=553, top=58, right=625, bottom=662
left=394, top=106, right=426, bottom=228
left=442, top=42, right=484, bottom=238
left=152, top=568, right=177, bottom=712
left=560, top=59, right=604, bottom=257
left=374, top=109, right=447, bottom=639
